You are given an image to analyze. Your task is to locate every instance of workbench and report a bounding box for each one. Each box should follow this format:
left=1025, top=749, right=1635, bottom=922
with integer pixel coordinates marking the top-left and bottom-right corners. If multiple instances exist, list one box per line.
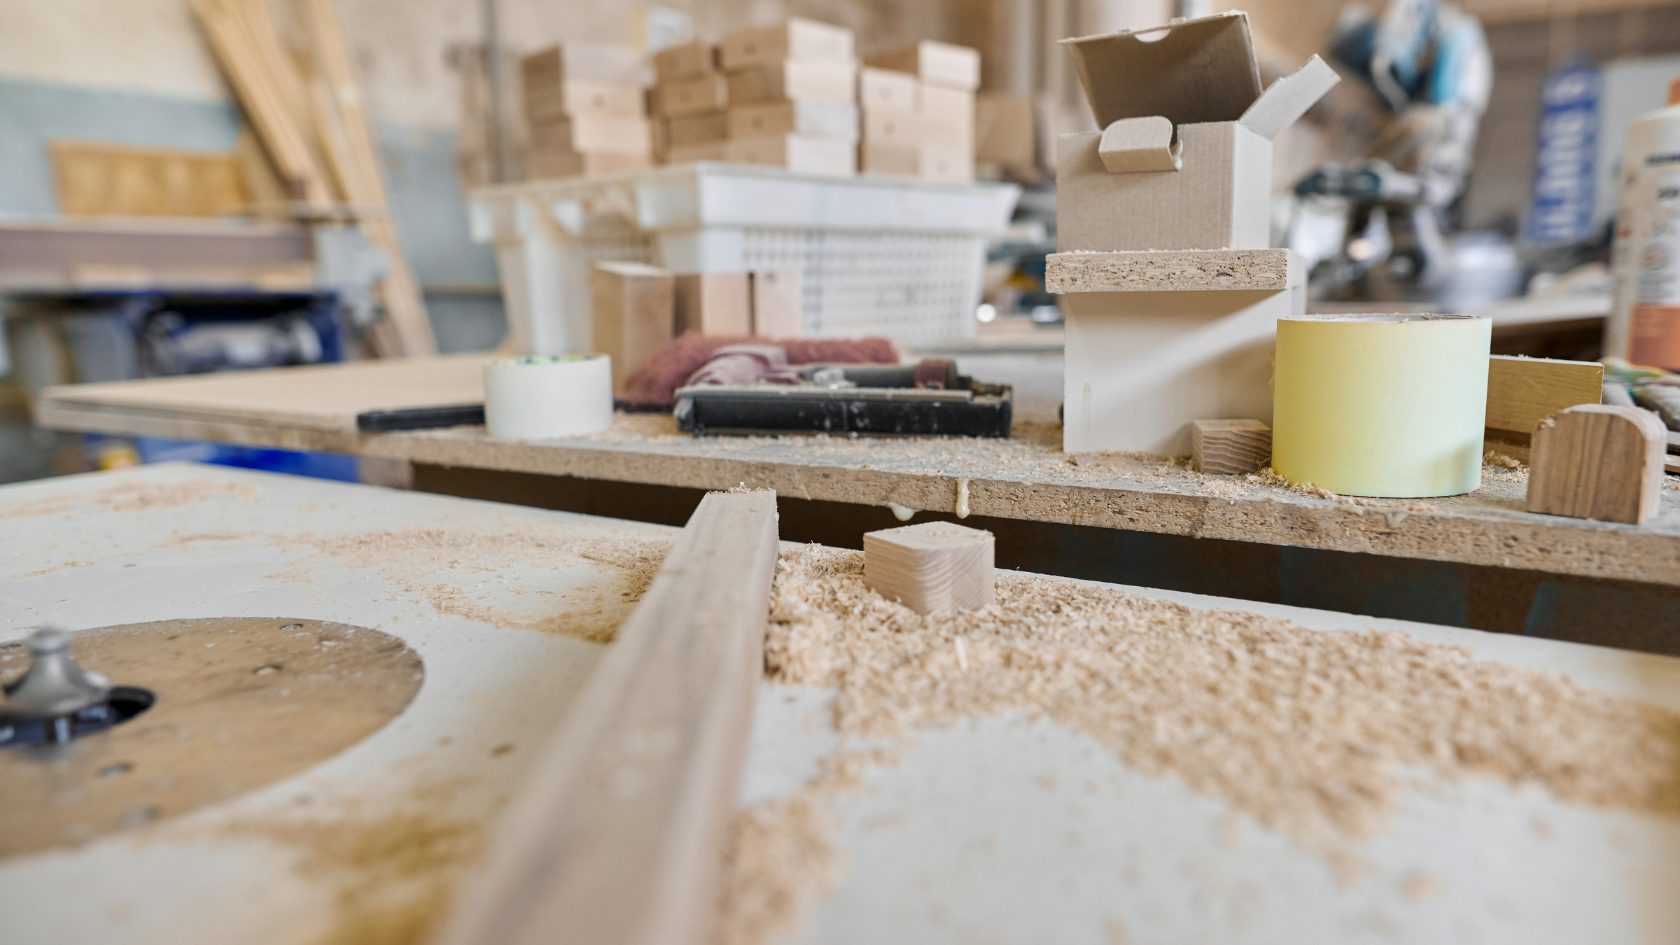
left=5, top=464, right=1680, bottom=944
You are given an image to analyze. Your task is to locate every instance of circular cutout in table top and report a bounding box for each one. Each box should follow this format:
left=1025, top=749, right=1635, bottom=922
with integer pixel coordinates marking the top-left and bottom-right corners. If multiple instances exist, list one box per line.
left=0, top=617, right=423, bottom=859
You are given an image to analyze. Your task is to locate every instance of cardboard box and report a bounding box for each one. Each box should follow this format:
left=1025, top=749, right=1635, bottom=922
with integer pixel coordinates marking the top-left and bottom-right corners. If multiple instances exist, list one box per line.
left=728, top=100, right=858, bottom=141
left=522, top=44, right=644, bottom=85
left=750, top=271, right=802, bottom=337
left=859, top=67, right=918, bottom=113
left=529, top=149, right=651, bottom=180
left=654, top=40, right=716, bottom=84
left=1056, top=125, right=1266, bottom=252
left=653, top=73, right=729, bottom=118
left=1055, top=13, right=1338, bottom=252
left=861, top=108, right=920, bottom=148
left=524, top=78, right=645, bottom=124
left=918, top=144, right=974, bottom=183
left=975, top=92, right=1036, bottom=174
left=665, top=140, right=729, bottom=164
left=675, top=272, right=752, bottom=336
left=864, top=41, right=980, bottom=91
left=859, top=140, right=918, bottom=177
left=720, top=18, right=854, bottom=71
left=529, top=115, right=653, bottom=156
left=918, top=84, right=975, bottom=140
left=591, top=261, right=674, bottom=394
left=725, top=135, right=856, bottom=176
left=668, top=111, right=729, bottom=147
left=726, top=60, right=857, bottom=106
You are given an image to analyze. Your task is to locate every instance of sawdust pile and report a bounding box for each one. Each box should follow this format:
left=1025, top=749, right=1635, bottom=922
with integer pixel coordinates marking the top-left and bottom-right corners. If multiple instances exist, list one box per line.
left=713, top=545, right=1680, bottom=943
left=163, top=526, right=671, bottom=642
left=225, top=810, right=483, bottom=945
left=0, top=479, right=260, bottom=519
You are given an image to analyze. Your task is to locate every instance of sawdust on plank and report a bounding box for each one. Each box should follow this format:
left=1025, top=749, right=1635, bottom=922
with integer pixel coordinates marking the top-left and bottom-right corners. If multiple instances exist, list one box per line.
left=0, top=479, right=259, bottom=519
left=711, top=545, right=1680, bottom=945
left=14, top=560, right=94, bottom=579
left=159, top=526, right=671, bottom=643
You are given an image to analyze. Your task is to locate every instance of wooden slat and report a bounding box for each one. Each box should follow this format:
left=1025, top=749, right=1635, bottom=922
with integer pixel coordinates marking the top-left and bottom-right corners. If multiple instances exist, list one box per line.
left=297, top=0, right=438, bottom=357
left=434, top=491, right=780, bottom=945
left=49, top=140, right=251, bottom=218
left=1485, top=355, right=1604, bottom=439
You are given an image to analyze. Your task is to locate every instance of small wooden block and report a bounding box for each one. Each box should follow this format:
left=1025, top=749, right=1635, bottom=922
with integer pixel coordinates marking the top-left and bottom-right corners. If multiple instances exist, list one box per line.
left=1485, top=355, right=1604, bottom=441
left=1526, top=404, right=1667, bottom=525
left=750, top=271, right=802, bottom=338
left=1191, top=419, right=1271, bottom=475
left=863, top=522, right=994, bottom=614
left=591, top=262, right=674, bottom=395
left=674, top=272, right=751, bottom=336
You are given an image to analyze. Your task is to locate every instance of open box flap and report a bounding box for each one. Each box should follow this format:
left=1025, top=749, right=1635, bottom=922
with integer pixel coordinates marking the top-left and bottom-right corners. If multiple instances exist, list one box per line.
left=1061, top=12, right=1262, bottom=129
left=1098, top=116, right=1182, bottom=173
left=1238, top=55, right=1341, bottom=139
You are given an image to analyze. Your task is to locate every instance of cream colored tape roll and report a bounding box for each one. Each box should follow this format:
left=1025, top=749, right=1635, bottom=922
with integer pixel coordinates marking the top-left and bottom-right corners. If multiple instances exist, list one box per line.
left=1272, top=314, right=1491, bottom=497
left=484, top=355, right=613, bottom=439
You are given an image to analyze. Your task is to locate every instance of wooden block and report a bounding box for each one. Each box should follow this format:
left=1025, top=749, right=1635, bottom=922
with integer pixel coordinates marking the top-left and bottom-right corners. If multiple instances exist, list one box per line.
left=524, top=78, right=646, bottom=123
left=726, top=60, right=858, bottom=107
left=859, top=67, right=919, bottom=112
left=674, top=272, right=752, bottom=336
left=529, top=115, right=652, bottom=155
left=918, top=143, right=974, bottom=183
left=528, top=149, right=651, bottom=180
left=665, top=140, right=729, bottom=164
left=719, top=18, right=855, bottom=71
left=862, top=108, right=920, bottom=148
left=432, top=492, right=780, bottom=945
left=860, top=139, right=918, bottom=176
left=1526, top=404, right=1667, bottom=525
left=653, top=73, right=728, bottom=118
left=975, top=92, right=1036, bottom=173
left=667, top=111, right=729, bottom=147
left=726, top=100, right=858, bottom=141
left=864, top=40, right=981, bottom=91
left=864, top=521, right=995, bottom=614
left=654, top=39, right=716, bottom=84
left=750, top=271, right=802, bottom=338
left=724, top=135, right=856, bottom=176
left=1486, top=355, right=1604, bottom=440
left=917, top=84, right=975, bottom=140
left=1192, top=419, right=1271, bottom=474
left=591, top=262, right=675, bottom=394
left=520, top=43, right=644, bottom=84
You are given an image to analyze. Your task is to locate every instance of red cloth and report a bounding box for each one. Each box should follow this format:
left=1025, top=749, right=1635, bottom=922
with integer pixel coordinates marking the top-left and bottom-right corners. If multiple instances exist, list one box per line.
left=621, top=332, right=899, bottom=407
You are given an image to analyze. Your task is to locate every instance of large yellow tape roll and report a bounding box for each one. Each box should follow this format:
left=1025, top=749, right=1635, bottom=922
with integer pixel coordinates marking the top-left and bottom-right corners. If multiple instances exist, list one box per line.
left=1272, top=314, right=1491, bottom=497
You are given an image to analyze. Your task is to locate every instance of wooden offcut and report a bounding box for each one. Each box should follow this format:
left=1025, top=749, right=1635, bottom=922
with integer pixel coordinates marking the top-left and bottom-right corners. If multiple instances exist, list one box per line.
left=49, top=140, right=251, bottom=218
left=750, top=271, right=802, bottom=338
left=432, top=491, right=781, bottom=945
left=1486, top=355, right=1604, bottom=441
left=864, top=521, right=995, bottom=614
left=592, top=262, right=676, bottom=395
left=1527, top=404, right=1667, bottom=525
left=674, top=273, right=752, bottom=337
left=1192, top=419, right=1270, bottom=475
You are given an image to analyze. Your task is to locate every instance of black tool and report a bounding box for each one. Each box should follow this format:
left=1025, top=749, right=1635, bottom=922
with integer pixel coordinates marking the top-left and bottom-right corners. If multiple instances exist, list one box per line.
left=356, top=404, right=485, bottom=432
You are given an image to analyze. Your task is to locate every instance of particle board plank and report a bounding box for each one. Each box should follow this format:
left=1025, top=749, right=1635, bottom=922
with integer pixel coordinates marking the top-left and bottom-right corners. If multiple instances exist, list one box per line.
left=434, top=491, right=780, bottom=945
left=29, top=361, right=1680, bottom=587
left=1046, top=249, right=1301, bottom=293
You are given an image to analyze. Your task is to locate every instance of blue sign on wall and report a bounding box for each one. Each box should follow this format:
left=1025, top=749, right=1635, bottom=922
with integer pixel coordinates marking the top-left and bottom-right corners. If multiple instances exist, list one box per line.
left=1527, top=62, right=1602, bottom=245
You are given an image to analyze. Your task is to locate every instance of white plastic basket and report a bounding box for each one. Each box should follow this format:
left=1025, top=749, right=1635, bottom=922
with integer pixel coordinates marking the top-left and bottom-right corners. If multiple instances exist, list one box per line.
left=468, top=163, right=1020, bottom=354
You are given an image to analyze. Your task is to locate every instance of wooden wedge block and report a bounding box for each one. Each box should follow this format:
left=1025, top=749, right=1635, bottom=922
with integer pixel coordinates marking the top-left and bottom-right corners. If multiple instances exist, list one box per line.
left=864, top=40, right=981, bottom=91
left=653, top=74, right=728, bottom=118
left=859, top=67, right=919, bottom=112
left=667, top=112, right=729, bottom=147
left=675, top=272, right=752, bottom=336
left=726, top=60, right=858, bottom=107
left=1192, top=419, right=1271, bottom=474
left=654, top=39, right=716, bottom=84
left=1485, top=355, right=1604, bottom=442
left=432, top=491, right=780, bottom=945
left=1526, top=404, right=1667, bottom=524
left=864, top=521, right=995, bottom=614
left=592, top=261, right=675, bottom=394
left=720, top=18, right=855, bottom=71
left=750, top=271, right=802, bottom=338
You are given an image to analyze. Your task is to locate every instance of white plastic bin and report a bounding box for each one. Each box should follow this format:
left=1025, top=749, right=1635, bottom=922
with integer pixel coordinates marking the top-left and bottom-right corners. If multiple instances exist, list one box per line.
left=468, top=163, right=1020, bottom=354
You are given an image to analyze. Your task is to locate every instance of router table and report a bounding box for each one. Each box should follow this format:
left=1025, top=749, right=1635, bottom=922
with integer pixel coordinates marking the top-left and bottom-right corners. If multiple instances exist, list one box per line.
left=4, top=464, right=1680, bottom=944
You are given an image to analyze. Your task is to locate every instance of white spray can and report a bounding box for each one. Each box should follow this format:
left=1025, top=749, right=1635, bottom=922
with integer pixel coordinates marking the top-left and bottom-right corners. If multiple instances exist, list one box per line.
left=1609, top=79, right=1680, bottom=369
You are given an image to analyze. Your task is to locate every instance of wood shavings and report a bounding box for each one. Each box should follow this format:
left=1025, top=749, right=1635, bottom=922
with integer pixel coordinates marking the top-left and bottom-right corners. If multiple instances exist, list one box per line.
left=1484, top=450, right=1526, bottom=471
left=0, top=478, right=260, bottom=519
left=1248, top=466, right=1338, bottom=500
left=715, top=545, right=1680, bottom=943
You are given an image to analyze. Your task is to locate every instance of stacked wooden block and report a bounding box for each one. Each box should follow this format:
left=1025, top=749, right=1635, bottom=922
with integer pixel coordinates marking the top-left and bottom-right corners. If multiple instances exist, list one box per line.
left=718, top=18, right=859, bottom=176
left=652, top=40, right=729, bottom=164
left=522, top=43, right=652, bottom=179
left=862, top=41, right=981, bottom=182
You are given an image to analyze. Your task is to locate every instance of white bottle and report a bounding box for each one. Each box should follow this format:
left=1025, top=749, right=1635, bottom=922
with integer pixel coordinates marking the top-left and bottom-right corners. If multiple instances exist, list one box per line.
left=1608, top=79, right=1680, bottom=369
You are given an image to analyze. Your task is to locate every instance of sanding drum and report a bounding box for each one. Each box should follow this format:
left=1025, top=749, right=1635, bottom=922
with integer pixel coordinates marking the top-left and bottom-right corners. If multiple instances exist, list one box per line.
left=1272, top=314, right=1492, bottom=497
left=483, top=355, right=614, bottom=439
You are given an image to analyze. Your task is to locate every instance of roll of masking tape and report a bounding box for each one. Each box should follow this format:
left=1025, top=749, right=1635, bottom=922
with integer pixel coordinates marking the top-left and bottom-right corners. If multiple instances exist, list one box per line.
left=483, top=355, right=613, bottom=439
left=1272, top=314, right=1491, bottom=497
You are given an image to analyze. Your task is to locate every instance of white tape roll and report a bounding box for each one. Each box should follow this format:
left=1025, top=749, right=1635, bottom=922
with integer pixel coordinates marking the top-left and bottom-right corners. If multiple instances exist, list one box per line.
left=483, top=355, right=614, bottom=439
left=1272, top=314, right=1491, bottom=497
